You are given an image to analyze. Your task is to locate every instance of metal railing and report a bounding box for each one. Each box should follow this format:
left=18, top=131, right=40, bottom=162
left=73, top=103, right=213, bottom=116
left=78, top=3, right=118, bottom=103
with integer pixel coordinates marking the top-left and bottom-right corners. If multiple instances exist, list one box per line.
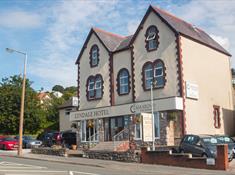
left=113, top=128, right=129, bottom=150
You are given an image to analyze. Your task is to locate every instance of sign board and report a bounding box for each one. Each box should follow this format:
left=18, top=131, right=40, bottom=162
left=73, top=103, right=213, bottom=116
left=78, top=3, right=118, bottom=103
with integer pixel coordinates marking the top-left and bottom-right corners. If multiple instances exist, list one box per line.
left=185, top=81, right=199, bottom=99
left=70, top=97, right=183, bottom=121
left=142, top=113, right=153, bottom=142
left=206, top=158, right=215, bottom=165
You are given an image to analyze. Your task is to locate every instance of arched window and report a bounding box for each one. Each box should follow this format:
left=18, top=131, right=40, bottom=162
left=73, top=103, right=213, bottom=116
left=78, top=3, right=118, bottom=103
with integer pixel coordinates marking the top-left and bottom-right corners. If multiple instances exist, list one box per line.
left=143, top=62, right=153, bottom=90
left=145, top=26, right=159, bottom=51
left=153, top=60, right=165, bottom=88
left=89, top=45, right=99, bottom=67
left=142, top=60, right=166, bottom=90
left=86, top=74, right=103, bottom=100
left=117, top=68, right=130, bottom=95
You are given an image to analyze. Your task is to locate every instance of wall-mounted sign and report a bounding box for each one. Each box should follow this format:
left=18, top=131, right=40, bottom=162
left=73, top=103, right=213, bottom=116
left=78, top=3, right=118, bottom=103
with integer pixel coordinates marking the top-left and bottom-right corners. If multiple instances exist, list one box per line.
left=185, top=81, right=199, bottom=100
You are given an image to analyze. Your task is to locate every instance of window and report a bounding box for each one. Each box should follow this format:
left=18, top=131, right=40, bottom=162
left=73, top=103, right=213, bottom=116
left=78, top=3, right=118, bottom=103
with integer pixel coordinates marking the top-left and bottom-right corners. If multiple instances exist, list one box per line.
left=145, top=26, right=159, bottom=51
left=89, top=45, right=99, bottom=67
left=95, top=75, right=102, bottom=98
left=143, top=62, right=153, bottom=90
left=154, top=112, right=160, bottom=138
left=88, top=77, right=95, bottom=99
left=117, top=68, right=130, bottom=95
left=142, top=60, right=165, bottom=90
left=80, top=119, right=99, bottom=142
left=213, top=105, right=221, bottom=128
left=135, top=123, right=142, bottom=140
left=153, top=60, right=165, bottom=87
left=86, top=75, right=103, bottom=100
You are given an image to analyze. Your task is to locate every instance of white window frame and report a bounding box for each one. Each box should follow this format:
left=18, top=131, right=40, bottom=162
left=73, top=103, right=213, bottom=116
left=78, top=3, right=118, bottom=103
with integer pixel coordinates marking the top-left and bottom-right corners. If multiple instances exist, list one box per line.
left=81, top=120, right=87, bottom=142
left=154, top=63, right=164, bottom=87
left=134, top=123, right=142, bottom=140
left=146, top=32, right=156, bottom=41
left=95, top=78, right=102, bottom=98
left=154, top=112, right=160, bottom=139
left=119, top=72, right=129, bottom=94
left=145, top=67, right=153, bottom=89
left=91, top=47, right=98, bottom=65
left=88, top=79, right=95, bottom=99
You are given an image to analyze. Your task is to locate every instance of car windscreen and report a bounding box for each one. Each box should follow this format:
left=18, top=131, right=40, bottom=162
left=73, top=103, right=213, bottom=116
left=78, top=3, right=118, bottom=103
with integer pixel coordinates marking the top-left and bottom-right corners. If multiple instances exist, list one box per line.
left=202, top=137, right=218, bottom=145
left=4, top=138, right=16, bottom=141
left=216, top=136, right=234, bottom=143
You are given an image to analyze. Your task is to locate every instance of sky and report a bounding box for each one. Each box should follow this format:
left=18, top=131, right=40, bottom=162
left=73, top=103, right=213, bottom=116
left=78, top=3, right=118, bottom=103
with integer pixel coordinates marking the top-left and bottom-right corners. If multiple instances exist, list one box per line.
left=0, top=0, right=234, bottom=91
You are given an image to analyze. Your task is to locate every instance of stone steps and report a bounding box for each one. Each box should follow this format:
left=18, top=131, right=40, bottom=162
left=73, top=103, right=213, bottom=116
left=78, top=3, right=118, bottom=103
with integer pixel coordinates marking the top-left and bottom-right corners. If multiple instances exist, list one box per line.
left=90, top=141, right=130, bottom=152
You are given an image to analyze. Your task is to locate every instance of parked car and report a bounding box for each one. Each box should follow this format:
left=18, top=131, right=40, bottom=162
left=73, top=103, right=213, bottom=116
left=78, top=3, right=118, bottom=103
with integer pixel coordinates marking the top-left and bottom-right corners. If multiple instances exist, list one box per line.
left=37, top=131, right=61, bottom=147
left=60, top=130, right=77, bottom=148
left=0, top=137, right=18, bottom=150
left=179, top=134, right=234, bottom=162
left=15, top=136, right=42, bottom=148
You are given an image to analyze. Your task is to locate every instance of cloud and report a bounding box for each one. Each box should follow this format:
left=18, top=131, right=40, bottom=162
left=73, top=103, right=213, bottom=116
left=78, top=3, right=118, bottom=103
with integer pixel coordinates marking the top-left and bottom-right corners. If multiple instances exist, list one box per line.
left=0, top=10, right=43, bottom=28
left=30, top=0, right=120, bottom=89
left=127, top=21, right=139, bottom=35
left=210, top=34, right=230, bottom=50
left=165, top=0, right=235, bottom=64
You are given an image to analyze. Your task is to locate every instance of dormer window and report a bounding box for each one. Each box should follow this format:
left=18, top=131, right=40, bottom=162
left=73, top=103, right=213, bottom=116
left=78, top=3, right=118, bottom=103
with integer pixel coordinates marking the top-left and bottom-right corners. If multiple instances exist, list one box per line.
left=145, top=26, right=159, bottom=51
left=89, top=44, right=99, bottom=67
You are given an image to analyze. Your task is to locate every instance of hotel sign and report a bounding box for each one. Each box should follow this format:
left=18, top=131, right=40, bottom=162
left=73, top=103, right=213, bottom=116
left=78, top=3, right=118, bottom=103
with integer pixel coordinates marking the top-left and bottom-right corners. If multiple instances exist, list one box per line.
left=186, top=81, right=199, bottom=100
left=70, top=97, right=183, bottom=121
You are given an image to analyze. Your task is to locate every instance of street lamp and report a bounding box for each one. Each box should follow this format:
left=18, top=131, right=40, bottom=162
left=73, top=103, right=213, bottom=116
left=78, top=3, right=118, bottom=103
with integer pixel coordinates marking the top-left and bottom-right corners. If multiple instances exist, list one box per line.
left=6, top=48, right=27, bottom=156
left=150, top=78, right=157, bottom=151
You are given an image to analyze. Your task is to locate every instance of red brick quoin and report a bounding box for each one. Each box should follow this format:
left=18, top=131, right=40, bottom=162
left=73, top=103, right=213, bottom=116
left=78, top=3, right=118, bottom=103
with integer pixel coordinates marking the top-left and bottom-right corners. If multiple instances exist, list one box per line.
left=141, top=144, right=229, bottom=170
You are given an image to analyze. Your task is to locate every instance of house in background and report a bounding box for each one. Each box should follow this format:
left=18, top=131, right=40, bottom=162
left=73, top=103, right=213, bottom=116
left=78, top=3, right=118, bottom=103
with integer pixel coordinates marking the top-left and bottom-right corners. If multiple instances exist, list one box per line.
left=70, top=5, right=234, bottom=150
left=38, top=92, right=51, bottom=104
left=59, top=97, right=79, bottom=131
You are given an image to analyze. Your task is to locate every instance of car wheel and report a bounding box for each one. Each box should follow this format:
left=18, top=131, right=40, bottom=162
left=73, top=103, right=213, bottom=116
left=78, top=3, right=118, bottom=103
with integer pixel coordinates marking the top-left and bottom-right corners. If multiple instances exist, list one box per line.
left=3, top=145, right=6, bottom=150
left=202, top=153, right=208, bottom=158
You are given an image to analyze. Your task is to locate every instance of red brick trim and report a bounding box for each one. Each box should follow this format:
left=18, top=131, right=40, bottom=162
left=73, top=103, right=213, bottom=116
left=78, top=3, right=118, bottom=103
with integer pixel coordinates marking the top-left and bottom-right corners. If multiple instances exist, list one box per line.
left=176, top=35, right=186, bottom=135
left=130, top=46, right=136, bottom=102
left=145, top=25, right=159, bottom=52
left=213, top=105, right=221, bottom=129
left=77, top=63, right=80, bottom=109
left=109, top=53, right=115, bottom=105
left=86, top=74, right=104, bottom=101
left=116, top=68, right=131, bottom=96
left=89, top=44, right=100, bottom=68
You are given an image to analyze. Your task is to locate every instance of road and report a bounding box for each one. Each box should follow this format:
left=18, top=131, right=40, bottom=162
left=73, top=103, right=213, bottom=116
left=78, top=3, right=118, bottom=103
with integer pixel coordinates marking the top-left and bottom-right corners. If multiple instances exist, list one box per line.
left=0, top=155, right=235, bottom=175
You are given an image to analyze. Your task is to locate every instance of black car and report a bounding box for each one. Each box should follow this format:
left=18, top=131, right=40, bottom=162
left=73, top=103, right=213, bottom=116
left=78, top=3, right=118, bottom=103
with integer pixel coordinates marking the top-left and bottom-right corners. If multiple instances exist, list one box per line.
left=179, top=134, right=233, bottom=161
left=60, top=130, right=77, bottom=148
left=37, top=131, right=61, bottom=147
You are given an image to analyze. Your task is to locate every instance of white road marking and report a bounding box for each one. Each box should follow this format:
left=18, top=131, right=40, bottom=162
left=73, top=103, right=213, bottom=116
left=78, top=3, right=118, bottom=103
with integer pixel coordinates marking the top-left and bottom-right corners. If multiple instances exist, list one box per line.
left=0, top=161, right=102, bottom=175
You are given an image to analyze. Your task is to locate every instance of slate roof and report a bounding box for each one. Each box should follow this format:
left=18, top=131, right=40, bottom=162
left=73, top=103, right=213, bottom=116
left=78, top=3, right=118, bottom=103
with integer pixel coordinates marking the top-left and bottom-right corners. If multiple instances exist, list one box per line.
left=93, top=28, right=125, bottom=52
left=151, top=6, right=231, bottom=56
left=76, top=5, right=230, bottom=64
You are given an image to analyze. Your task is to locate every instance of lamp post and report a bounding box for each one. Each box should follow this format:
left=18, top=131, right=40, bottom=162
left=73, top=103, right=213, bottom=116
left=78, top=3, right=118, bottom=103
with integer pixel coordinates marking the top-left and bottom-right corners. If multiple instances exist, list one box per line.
left=150, top=78, right=157, bottom=151
left=6, top=48, right=27, bottom=156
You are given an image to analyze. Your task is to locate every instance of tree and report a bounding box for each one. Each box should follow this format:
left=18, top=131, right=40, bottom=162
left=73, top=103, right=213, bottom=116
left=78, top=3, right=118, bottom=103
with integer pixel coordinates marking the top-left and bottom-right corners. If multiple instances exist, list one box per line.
left=63, top=86, right=77, bottom=100
left=0, top=75, right=46, bottom=134
left=52, top=85, right=64, bottom=93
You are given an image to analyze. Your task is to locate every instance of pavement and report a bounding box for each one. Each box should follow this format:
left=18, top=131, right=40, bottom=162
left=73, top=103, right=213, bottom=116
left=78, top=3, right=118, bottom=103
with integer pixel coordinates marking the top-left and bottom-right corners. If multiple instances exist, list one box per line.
left=1, top=149, right=235, bottom=175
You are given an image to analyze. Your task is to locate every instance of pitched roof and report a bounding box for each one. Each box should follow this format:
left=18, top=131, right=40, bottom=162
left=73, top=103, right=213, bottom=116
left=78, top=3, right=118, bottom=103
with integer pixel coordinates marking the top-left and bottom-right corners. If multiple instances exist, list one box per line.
left=76, top=5, right=230, bottom=64
left=93, top=28, right=125, bottom=52
left=151, top=6, right=231, bottom=56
